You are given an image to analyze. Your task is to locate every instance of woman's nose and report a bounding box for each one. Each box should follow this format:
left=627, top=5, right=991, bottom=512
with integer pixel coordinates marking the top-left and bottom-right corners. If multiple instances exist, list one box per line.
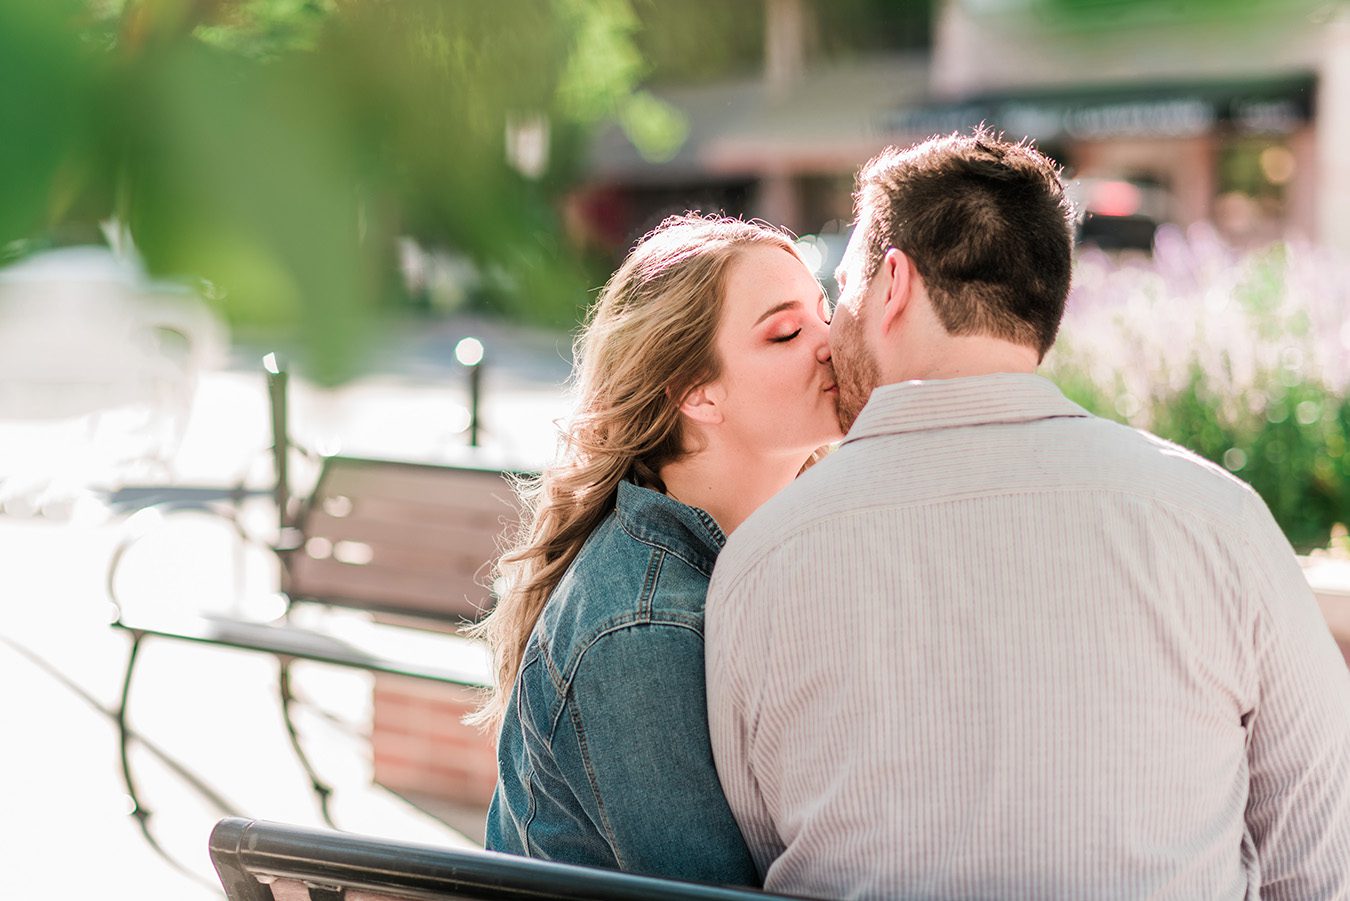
left=815, top=332, right=832, bottom=364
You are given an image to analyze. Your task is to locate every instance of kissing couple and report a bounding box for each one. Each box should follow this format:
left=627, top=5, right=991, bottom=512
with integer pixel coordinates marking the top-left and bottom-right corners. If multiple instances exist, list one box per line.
left=471, top=130, right=1350, bottom=900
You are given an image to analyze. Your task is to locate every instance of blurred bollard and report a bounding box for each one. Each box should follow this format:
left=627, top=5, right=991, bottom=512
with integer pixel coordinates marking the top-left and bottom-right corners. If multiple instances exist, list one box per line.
left=263, top=353, right=291, bottom=532
left=455, top=337, right=485, bottom=447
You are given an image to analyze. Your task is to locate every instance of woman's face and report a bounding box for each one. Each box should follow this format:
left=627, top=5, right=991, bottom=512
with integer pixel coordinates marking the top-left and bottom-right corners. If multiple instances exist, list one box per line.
left=705, top=244, right=843, bottom=457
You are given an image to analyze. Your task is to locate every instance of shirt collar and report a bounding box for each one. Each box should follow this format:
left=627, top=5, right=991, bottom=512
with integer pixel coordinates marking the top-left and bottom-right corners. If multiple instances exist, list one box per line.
left=614, top=479, right=726, bottom=574
left=842, top=373, right=1090, bottom=445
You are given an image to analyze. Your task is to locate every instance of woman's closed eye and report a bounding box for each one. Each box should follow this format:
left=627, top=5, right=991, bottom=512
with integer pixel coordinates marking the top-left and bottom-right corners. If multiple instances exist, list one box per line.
left=770, top=328, right=802, bottom=343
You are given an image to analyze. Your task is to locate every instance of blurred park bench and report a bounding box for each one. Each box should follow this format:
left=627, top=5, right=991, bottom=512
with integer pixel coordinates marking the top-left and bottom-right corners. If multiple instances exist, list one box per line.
left=210, top=817, right=806, bottom=901
left=107, top=360, right=522, bottom=851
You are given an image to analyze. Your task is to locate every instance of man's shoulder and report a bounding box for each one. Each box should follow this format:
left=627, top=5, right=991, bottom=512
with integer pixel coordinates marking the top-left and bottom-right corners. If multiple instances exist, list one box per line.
left=1086, top=418, right=1259, bottom=510
left=715, top=415, right=1262, bottom=588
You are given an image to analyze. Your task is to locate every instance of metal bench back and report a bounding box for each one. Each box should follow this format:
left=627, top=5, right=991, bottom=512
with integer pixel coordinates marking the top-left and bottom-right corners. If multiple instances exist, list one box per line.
left=285, top=456, right=523, bottom=625
left=210, top=818, right=804, bottom=901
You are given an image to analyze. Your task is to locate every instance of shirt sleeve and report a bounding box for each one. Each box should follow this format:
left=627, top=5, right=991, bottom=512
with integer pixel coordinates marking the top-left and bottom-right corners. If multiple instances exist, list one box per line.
left=705, top=564, right=784, bottom=880
left=1239, top=492, right=1350, bottom=898
left=563, top=622, right=759, bottom=886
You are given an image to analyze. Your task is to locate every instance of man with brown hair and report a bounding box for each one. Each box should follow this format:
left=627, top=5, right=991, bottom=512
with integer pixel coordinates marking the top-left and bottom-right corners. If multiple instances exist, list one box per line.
left=705, top=130, right=1350, bottom=899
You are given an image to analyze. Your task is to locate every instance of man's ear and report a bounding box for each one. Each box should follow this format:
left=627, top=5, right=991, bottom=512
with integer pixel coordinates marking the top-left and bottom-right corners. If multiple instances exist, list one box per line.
left=674, top=381, right=724, bottom=426
left=878, top=247, right=913, bottom=335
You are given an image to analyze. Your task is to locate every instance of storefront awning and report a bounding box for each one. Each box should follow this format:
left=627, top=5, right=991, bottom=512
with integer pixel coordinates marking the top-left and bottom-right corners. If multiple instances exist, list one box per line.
left=882, top=74, right=1316, bottom=142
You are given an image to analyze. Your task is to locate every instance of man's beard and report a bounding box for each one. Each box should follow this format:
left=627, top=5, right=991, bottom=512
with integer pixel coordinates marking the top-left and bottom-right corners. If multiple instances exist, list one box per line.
left=831, top=312, right=882, bottom=433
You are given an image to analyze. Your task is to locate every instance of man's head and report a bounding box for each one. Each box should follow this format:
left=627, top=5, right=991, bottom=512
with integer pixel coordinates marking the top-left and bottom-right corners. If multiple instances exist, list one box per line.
left=829, top=129, right=1075, bottom=429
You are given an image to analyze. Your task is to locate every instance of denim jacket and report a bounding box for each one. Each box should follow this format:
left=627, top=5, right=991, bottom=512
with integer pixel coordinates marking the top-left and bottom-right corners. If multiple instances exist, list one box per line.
left=484, top=480, right=758, bottom=886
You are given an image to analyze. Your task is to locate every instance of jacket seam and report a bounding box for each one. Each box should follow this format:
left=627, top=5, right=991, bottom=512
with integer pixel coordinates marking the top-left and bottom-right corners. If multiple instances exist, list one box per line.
left=565, top=698, right=625, bottom=868
left=535, top=632, right=569, bottom=700
left=690, top=506, right=727, bottom=545
left=616, top=517, right=716, bottom=578
left=513, top=661, right=542, bottom=856
left=639, top=549, right=665, bottom=619
left=566, top=620, right=706, bottom=692
left=544, top=619, right=705, bottom=737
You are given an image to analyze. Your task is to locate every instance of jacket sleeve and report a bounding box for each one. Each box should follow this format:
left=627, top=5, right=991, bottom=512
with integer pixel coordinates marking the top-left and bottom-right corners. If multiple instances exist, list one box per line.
left=562, top=622, right=759, bottom=886
left=1239, top=492, right=1350, bottom=898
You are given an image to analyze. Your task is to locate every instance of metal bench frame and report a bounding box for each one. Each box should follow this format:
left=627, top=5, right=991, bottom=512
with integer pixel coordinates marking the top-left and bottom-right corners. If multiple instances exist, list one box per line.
left=107, top=362, right=522, bottom=851
left=210, top=817, right=810, bottom=901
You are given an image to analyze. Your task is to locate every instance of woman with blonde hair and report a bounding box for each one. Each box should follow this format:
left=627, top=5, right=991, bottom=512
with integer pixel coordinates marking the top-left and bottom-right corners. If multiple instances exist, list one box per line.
left=474, top=214, right=840, bottom=884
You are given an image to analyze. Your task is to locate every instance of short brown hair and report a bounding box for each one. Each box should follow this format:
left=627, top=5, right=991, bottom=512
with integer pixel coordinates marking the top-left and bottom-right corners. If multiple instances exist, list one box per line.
left=855, top=129, right=1074, bottom=357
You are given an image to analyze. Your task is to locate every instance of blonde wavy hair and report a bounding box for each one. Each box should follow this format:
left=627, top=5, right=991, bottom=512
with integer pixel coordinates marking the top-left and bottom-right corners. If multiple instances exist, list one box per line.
left=468, top=214, right=799, bottom=734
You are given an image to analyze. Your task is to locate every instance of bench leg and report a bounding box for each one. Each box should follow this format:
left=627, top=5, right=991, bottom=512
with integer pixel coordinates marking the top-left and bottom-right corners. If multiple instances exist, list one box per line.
left=117, top=633, right=241, bottom=818
left=278, top=659, right=336, bottom=827
left=115, top=631, right=151, bottom=828
left=116, top=632, right=235, bottom=892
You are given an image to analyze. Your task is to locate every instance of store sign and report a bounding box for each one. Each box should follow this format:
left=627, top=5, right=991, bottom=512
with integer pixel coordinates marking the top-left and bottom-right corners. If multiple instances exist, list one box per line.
left=884, top=77, right=1314, bottom=140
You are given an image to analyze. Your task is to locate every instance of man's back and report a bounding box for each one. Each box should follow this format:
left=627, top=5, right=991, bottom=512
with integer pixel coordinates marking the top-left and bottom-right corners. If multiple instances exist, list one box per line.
left=705, top=374, right=1350, bottom=899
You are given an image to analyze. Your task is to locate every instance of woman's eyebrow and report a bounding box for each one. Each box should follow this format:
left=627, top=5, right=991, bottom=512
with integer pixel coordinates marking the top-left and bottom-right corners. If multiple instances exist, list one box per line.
left=753, top=300, right=800, bottom=326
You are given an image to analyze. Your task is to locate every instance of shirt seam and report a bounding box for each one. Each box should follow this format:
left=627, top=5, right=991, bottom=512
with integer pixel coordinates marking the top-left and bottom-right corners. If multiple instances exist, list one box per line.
left=1231, top=490, right=1280, bottom=716
left=718, top=482, right=1252, bottom=596
left=842, top=410, right=1090, bottom=445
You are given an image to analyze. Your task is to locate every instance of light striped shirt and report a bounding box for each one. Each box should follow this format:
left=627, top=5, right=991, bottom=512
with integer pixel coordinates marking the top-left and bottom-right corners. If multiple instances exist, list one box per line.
left=705, top=374, right=1350, bottom=900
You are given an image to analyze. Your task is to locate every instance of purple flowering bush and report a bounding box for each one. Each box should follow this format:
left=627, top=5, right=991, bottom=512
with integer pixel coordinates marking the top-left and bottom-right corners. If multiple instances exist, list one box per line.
left=1045, top=224, right=1350, bottom=551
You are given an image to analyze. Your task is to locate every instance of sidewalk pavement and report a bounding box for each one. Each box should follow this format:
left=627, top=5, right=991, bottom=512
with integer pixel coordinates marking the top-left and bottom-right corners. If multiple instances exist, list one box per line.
left=0, top=328, right=572, bottom=897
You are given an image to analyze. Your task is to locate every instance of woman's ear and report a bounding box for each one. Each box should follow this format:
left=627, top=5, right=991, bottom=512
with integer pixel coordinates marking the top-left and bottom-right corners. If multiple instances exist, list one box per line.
left=675, top=381, right=725, bottom=426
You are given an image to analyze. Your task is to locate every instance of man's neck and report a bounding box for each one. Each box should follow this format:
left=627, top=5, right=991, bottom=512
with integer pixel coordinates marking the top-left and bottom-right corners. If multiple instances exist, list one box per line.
left=887, top=335, right=1040, bottom=383
left=659, top=444, right=809, bottom=536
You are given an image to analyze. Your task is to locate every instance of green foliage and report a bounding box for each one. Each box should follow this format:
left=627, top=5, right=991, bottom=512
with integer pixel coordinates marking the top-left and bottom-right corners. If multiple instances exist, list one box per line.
left=0, top=0, right=653, bottom=382
left=0, top=1, right=101, bottom=249
left=815, top=0, right=931, bottom=56
left=629, top=0, right=764, bottom=85
left=1037, top=0, right=1320, bottom=26
left=1047, top=234, right=1350, bottom=551
left=193, top=0, right=336, bottom=58
left=1064, top=369, right=1350, bottom=552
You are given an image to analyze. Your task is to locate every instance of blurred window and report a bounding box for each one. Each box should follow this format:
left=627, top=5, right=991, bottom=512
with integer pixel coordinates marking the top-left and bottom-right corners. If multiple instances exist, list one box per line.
left=1215, top=138, right=1294, bottom=244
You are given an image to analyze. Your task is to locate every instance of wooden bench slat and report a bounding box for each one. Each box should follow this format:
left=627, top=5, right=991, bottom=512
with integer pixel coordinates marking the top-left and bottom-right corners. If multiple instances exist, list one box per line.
left=291, top=540, right=495, bottom=587
left=319, top=460, right=517, bottom=508
left=298, top=510, right=505, bottom=556
left=291, top=567, right=489, bottom=621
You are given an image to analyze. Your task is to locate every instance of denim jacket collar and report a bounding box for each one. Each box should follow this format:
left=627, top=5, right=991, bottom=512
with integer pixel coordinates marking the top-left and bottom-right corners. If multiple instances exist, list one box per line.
left=614, top=479, right=726, bottom=577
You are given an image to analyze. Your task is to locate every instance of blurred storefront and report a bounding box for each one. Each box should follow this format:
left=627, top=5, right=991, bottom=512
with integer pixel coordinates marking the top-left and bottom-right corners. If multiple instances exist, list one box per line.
left=571, top=0, right=1347, bottom=257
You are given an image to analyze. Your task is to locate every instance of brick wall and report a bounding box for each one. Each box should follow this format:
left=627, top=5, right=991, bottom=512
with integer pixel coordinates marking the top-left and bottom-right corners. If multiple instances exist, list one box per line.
left=371, top=674, right=497, bottom=811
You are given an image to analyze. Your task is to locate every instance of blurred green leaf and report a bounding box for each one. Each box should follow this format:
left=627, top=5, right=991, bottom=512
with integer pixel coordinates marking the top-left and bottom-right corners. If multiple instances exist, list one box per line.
left=0, top=0, right=657, bottom=383
left=0, top=1, right=100, bottom=244
left=618, top=90, right=688, bottom=163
